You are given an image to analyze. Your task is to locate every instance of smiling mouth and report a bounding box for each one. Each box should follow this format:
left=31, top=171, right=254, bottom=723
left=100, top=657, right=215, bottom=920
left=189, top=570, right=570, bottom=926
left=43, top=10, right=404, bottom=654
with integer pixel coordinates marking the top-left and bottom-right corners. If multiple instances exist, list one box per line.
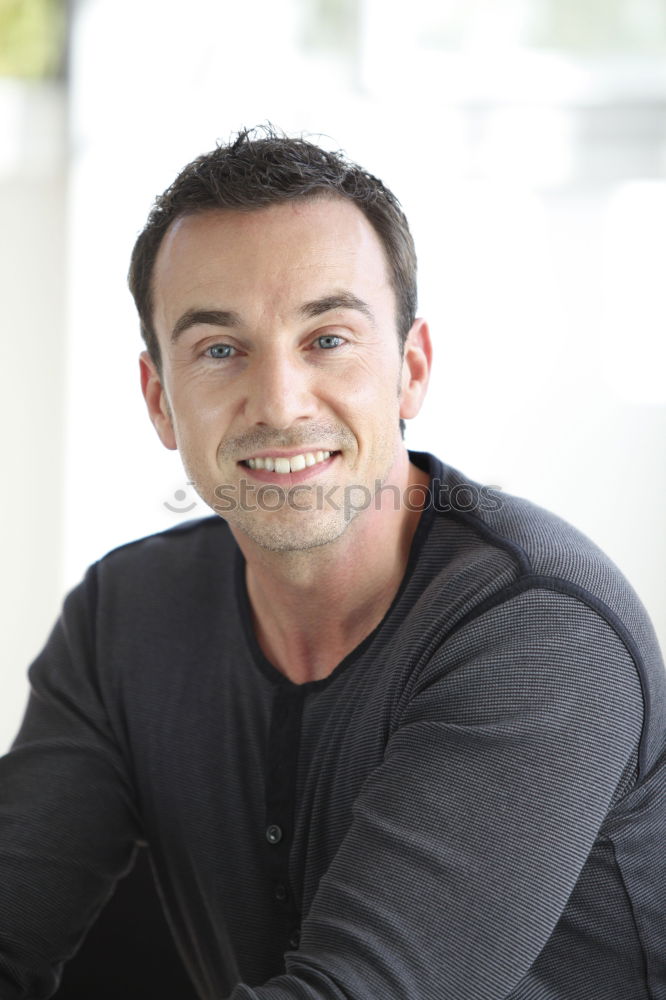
left=241, top=451, right=337, bottom=474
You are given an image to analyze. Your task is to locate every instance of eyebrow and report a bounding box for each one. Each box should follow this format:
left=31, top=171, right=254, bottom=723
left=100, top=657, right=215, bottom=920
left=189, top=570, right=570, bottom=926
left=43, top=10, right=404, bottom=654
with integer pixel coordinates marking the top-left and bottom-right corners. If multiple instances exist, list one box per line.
left=171, top=308, right=241, bottom=343
left=298, top=293, right=376, bottom=326
left=170, top=292, right=376, bottom=344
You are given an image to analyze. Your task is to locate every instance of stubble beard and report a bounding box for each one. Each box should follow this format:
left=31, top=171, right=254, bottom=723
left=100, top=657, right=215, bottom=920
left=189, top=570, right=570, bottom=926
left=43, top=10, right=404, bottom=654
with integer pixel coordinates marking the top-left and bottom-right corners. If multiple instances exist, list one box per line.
left=229, top=500, right=353, bottom=552
left=188, top=456, right=400, bottom=554
left=182, top=417, right=401, bottom=554
left=224, top=440, right=401, bottom=554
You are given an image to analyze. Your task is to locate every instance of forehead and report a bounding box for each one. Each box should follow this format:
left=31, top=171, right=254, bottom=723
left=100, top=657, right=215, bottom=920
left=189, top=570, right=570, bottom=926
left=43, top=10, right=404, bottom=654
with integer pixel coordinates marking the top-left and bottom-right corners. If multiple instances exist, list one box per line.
left=151, top=196, right=394, bottom=333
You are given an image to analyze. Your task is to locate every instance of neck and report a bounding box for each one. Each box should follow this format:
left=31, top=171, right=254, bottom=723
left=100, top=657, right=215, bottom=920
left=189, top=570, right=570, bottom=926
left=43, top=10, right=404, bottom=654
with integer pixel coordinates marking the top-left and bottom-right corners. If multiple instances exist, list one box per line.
left=234, top=452, right=430, bottom=684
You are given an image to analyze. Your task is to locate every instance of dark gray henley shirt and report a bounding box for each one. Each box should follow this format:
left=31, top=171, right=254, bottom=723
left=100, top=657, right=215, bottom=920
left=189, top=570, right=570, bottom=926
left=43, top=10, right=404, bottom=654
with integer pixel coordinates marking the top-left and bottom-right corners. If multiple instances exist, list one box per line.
left=1, top=452, right=664, bottom=999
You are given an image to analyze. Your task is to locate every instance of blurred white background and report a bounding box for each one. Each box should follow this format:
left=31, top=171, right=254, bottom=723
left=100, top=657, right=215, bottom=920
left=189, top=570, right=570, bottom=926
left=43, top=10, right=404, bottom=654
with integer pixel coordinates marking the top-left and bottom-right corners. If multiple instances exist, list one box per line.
left=1, top=0, right=665, bottom=749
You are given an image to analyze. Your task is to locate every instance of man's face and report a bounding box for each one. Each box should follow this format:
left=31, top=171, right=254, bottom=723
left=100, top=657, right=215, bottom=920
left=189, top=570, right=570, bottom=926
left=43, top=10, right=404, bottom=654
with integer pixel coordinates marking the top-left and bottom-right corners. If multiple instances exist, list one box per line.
left=143, top=196, right=425, bottom=551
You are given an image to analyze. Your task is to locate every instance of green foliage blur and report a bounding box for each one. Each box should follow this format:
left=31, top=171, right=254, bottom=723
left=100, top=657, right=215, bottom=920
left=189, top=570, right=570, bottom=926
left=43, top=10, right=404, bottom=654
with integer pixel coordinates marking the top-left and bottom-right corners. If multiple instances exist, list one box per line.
left=0, top=0, right=65, bottom=78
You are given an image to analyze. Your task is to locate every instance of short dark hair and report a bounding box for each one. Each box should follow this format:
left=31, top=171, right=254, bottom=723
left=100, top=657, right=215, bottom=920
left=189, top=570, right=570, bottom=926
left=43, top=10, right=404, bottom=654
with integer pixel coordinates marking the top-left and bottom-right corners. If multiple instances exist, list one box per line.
left=128, top=126, right=417, bottom=372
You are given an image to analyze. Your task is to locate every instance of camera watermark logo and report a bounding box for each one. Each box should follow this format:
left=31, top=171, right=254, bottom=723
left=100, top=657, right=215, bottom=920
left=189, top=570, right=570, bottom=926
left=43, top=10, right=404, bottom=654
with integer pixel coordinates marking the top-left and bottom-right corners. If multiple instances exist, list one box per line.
left=163, top=483, right=198, bottom=514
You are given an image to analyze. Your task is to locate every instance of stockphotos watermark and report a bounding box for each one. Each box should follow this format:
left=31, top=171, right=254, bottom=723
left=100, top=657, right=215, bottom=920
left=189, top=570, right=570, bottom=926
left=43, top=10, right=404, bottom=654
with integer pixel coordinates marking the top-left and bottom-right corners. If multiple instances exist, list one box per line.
left=163, top=479, right=503, bottom=517
left=207, top=478, right=503, bottom=519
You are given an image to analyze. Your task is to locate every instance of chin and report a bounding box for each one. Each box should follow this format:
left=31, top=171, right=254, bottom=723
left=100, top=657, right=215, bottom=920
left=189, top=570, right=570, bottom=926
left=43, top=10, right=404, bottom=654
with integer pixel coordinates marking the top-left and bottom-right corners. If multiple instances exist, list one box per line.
left=232, top=509, right=359, bottom=553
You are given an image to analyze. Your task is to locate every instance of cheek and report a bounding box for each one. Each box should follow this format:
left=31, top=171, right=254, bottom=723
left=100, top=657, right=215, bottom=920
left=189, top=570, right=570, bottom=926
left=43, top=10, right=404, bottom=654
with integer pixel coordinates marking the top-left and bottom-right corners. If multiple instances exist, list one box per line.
left=169, top=375, right=231, bottom=429
left=336, top=352, right=401, bottom=401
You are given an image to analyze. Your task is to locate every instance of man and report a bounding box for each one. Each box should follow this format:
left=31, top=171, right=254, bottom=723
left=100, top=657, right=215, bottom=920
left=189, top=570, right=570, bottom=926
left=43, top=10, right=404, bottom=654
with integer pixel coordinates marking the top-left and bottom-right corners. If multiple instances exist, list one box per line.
left=1, top=128, right=664, bottom=999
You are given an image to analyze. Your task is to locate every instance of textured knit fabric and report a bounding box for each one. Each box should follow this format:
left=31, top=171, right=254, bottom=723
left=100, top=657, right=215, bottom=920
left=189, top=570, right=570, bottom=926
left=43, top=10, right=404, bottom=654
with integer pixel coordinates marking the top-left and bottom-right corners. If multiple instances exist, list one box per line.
left=0, top=452, right=664, bottom=1000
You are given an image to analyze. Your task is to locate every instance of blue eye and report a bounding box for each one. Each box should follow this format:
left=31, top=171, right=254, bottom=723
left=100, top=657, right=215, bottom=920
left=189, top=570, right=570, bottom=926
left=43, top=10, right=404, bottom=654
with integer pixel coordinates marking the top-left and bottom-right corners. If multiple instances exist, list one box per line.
left=207, top=344, right=235, bottom=359
left=316, top=334, right=344, bottom=350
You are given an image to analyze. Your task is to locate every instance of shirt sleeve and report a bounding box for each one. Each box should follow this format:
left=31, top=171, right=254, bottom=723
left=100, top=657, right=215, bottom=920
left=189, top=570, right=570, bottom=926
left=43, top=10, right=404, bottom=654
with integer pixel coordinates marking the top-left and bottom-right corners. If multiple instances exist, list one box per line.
left=0, top=566, right=142, bottom=999
left=227, top=588, right=644, bottom=1000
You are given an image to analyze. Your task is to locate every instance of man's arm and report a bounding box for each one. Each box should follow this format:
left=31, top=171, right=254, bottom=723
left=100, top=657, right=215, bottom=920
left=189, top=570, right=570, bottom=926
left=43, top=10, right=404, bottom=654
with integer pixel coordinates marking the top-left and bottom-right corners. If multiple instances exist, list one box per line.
left=0, top=567, right=142, bottom=999
left=228, top=589, right=644, bottom=999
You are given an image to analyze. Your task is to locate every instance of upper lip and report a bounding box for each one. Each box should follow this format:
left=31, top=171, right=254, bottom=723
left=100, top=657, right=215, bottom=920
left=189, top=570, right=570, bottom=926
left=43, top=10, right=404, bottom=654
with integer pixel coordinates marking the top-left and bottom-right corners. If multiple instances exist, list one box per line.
left=239, top=448, right=336, bottom=461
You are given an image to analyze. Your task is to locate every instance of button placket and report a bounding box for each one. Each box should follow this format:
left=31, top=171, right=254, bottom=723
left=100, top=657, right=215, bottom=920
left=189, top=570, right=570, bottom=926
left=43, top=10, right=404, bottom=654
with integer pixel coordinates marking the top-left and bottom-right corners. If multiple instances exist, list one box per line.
left=264, top=685, right=306, bottom=934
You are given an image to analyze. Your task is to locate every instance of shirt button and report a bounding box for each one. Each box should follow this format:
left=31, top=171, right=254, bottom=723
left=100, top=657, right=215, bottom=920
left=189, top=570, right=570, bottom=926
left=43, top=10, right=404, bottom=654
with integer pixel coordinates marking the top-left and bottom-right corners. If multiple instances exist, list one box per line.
left=265, top=824, right=283, bottom=845
left=274, top=882, right=288, bottom=902
left=288, top=929, right=300, bottom=949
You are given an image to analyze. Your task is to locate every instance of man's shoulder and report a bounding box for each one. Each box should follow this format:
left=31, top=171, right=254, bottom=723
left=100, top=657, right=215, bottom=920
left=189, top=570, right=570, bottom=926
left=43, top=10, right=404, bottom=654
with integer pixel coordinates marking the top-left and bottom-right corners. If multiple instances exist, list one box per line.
left=417, top=451, right=637, bottom=603
left=414, top=451, right=665, bottom=780
left=93, top=515, right=237, bottom=589
left=417, top=452, right=663, bottom=694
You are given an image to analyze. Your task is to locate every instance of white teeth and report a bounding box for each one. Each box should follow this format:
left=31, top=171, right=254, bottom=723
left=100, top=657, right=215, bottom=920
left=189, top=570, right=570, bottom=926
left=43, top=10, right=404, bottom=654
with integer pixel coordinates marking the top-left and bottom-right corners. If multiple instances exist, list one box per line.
left=245, top=450, right=335, bottom=473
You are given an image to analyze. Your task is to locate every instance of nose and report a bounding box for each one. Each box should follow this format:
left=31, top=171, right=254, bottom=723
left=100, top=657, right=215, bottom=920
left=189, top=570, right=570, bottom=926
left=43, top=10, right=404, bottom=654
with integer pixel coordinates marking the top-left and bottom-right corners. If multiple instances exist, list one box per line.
left=243, top=348, right=318, bottom=430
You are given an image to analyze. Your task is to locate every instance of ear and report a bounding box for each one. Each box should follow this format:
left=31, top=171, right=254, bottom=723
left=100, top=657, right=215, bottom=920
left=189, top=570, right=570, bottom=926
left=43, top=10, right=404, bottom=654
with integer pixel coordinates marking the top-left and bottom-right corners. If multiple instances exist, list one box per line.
left=139, top=351, right=178, bottom=450
left=399, top=318, right=432, bottom=421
